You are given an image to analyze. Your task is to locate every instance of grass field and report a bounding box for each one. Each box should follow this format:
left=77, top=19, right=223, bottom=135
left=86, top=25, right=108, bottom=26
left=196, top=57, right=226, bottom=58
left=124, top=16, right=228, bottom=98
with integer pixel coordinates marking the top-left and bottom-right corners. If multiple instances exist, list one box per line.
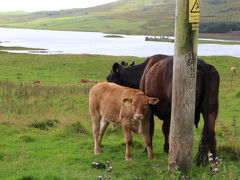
left=0, top=52, right=239, bottom=179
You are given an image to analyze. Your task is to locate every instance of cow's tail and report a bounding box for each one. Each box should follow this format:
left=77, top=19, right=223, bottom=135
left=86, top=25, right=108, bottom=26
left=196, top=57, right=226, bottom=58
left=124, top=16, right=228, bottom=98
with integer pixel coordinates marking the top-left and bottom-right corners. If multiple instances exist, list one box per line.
left=195, top=62, right=210, bottom=166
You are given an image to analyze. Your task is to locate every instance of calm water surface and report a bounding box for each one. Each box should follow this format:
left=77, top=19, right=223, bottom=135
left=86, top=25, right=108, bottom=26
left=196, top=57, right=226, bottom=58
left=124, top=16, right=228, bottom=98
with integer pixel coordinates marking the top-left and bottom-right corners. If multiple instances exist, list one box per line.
left=0, top=27, right=240, bottom=57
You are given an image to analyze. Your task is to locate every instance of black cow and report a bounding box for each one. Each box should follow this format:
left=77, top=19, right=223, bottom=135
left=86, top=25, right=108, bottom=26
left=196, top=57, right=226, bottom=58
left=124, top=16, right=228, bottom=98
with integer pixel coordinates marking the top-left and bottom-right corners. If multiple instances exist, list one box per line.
left=107, top=54, right=169, bottom=89
left=107, top=54, right=220, bottom=166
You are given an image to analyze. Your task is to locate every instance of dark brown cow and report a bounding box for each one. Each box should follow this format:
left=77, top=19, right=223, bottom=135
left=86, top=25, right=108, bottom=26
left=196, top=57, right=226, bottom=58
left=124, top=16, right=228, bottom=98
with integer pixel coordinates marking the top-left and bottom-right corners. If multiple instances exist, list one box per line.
left=140, top=55, right=220, bottom=166
left=89, top=82, right=159, bottom=161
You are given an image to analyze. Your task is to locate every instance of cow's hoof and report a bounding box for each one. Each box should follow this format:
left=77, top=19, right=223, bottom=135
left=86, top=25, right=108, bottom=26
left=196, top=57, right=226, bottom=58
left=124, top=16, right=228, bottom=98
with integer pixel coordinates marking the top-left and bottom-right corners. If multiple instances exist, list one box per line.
left=149, top=155, right=156, bottom=160
left=142, top=148, right=147, bottom=153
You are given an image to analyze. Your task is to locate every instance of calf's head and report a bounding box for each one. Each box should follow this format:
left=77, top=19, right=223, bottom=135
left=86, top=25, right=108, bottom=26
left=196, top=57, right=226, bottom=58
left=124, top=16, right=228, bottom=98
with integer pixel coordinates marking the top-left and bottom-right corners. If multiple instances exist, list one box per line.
left=122, top=92, right=159, bottom=120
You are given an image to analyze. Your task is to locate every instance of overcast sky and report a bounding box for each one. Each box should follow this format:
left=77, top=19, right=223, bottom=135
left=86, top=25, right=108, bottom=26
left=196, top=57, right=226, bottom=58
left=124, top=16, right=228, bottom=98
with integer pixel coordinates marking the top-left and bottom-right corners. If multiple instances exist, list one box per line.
left=0, top=0, right=118, bottom=12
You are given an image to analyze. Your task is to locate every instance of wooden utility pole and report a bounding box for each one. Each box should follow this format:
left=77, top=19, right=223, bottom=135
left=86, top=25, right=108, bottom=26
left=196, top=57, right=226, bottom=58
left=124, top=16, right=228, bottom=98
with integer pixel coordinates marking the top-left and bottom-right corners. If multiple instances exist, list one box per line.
left=168, top=0, right=200, bottom=174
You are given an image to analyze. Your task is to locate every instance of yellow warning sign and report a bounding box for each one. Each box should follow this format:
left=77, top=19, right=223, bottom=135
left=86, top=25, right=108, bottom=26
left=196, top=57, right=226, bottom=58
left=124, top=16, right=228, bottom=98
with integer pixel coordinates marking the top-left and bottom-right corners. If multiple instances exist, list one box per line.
left=189, top=0, right=200, bottom=23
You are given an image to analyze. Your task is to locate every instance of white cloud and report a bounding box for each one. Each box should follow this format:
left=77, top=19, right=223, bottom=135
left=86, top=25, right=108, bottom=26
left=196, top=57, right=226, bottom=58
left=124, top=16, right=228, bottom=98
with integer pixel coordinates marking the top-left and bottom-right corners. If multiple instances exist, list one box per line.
left=0, top=0, right=118, bottom=12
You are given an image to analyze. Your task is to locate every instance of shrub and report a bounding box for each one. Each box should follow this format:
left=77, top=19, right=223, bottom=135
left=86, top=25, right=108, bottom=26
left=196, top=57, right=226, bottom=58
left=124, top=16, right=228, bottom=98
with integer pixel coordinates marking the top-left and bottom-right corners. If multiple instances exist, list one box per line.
left=31, top=121, right=47, bottom=130
left=200, top=22, right=240, bottom=33
left=19, top=135, right=36, bottom=143
left=236, top=91, right=240, bottom=98
left=0, top=153, right=4, bottom=161
left=17, top=176, right=39, bottom=180
left=70, top=121, right=89, bottom=135
left=30, top=119, right=59, bottom=130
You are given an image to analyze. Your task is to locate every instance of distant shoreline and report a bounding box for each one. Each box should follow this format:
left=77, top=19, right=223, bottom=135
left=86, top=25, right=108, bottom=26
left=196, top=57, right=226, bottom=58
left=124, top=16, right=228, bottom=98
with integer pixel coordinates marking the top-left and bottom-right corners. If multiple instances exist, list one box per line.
left=145, top=36, right=240, bottom=45
left=1, top=26, right=240, bottom=41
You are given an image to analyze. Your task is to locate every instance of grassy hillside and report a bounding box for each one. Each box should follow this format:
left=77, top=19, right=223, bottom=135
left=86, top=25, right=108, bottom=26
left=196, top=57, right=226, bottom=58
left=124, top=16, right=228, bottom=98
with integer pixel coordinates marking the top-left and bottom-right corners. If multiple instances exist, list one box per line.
left=0, top=0, right=239, bottom=36
left=0, top=52, right=239, bottom=179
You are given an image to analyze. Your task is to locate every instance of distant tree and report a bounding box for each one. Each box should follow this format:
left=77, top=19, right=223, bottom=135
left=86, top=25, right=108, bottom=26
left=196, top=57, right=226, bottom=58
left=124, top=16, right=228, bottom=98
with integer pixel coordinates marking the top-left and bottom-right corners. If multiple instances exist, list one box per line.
left=199, top=22, right=240, bottom=33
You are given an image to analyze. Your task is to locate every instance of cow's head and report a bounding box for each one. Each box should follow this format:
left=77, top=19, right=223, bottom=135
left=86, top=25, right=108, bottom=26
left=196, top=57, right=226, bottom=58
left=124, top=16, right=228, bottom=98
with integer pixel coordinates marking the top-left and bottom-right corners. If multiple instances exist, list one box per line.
left=122, top=92, right=159, bottom=120
left=106, top=63, right=123, bottom=85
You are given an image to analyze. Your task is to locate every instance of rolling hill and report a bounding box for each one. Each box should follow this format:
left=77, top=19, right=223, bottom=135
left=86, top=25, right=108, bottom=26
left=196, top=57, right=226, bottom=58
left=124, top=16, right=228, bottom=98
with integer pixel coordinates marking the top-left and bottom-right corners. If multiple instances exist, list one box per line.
left=0, top=0, right=239, bottom=36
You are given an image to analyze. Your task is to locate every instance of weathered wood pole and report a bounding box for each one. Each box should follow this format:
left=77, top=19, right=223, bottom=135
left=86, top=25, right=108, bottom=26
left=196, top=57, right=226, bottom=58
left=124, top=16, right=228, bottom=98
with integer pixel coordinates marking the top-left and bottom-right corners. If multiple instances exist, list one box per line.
left=168, top=0, right=200, bottom=174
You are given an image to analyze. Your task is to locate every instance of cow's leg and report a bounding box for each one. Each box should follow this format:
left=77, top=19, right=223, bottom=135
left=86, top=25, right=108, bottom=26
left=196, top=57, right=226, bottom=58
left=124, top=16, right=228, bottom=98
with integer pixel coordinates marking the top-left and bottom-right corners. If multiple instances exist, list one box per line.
left=142, top=118, right=155, bottom=159
left=208, top=112, right=217, bottom=159
left=143, top=113, right=154, bottom=153
left=149, top=113, right=154, bottom=149
left=98, top=118, right=110, bottom=145
left=122, top=122, right=133, bottom=161
left=162, top=119, right=170, bottom=154
left=92, top=114, right=101, bottom=155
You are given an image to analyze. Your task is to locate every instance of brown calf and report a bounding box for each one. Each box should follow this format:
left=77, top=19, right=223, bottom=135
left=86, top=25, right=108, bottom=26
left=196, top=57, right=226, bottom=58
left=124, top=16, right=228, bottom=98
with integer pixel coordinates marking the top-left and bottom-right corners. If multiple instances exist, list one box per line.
left=79, top=79, right=96, bottom=83
left=33, top=80, right=40, bottom=83
left=89, top=82, right=159, bottom=161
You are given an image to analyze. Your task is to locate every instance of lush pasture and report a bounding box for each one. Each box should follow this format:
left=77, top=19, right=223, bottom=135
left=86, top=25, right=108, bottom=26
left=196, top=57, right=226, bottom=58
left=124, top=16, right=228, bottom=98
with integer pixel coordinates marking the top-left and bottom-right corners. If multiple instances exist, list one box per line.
left=0, top=53, right=239, bottom=179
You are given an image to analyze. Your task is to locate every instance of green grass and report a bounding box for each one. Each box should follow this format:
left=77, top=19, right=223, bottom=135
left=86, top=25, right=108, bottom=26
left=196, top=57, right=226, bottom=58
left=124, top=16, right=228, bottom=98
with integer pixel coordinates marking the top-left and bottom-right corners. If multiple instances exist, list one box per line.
left=2, top=16, right=147, bottom=35
left=198, top=40, right=240, bottom=45
left=103, top=35, right=124, bottom=38
left=0, top=45, right=46, bottom=51
left=0, top=53, right=240, bottom=179
left=0, top=11, right=29, bottom=15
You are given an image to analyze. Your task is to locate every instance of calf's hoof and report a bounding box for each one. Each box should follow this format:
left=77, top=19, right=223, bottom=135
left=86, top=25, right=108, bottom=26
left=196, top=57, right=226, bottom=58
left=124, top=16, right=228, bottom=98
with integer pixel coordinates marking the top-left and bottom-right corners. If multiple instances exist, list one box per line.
left=126, top=157, right=132, bottom=162
left=125, top=154, right=132, bottom=162
left=94, top=151, right=101, bottom=156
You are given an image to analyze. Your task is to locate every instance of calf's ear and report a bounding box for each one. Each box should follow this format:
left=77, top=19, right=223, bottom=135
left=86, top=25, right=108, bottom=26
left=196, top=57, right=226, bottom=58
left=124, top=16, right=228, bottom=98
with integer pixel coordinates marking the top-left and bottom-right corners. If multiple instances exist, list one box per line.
left=148, top=97, right=159, bottom=105
left=122, top=98, right=132, bottom=107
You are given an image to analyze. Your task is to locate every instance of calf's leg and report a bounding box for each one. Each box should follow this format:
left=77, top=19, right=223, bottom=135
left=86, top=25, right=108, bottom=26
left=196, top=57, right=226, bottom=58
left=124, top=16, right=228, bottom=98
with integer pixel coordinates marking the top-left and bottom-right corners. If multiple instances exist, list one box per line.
left=92, top=114, right=101, bottom=155
left=122, top=122, right=133, bottom=161
left=98, top=118, right=110, bottom=145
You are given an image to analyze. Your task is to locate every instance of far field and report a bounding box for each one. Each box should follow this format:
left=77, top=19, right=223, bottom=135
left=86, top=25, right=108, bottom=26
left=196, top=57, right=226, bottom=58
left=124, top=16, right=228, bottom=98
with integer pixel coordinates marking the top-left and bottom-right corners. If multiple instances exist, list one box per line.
left=0, top=0, right=239, bottom=37
left=0, top=51, right=239, bottom=179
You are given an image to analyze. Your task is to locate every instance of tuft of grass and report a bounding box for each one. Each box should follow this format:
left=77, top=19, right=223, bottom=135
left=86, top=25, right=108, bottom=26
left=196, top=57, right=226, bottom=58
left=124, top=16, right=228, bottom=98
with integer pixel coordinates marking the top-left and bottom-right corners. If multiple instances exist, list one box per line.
left=19, top=135, right=36, bottom=143
left=218, top=144, right=240, bottom=161
left=0, top=153, right=4, bottom=161
left=236, top=91, right=240, bottom=98
left=30, top=119, right=59, bottom=130
left=30, top=121, right=48, bottom=130
left=17, top=176, right=39, bottom=180
left=70, top=121, right=89, bottom=135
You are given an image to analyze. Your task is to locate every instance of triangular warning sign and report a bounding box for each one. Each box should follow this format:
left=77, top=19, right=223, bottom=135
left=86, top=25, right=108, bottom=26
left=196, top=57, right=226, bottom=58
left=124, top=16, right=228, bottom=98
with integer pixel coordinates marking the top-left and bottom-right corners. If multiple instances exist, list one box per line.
left=191, top=0, right=200, bottom=13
